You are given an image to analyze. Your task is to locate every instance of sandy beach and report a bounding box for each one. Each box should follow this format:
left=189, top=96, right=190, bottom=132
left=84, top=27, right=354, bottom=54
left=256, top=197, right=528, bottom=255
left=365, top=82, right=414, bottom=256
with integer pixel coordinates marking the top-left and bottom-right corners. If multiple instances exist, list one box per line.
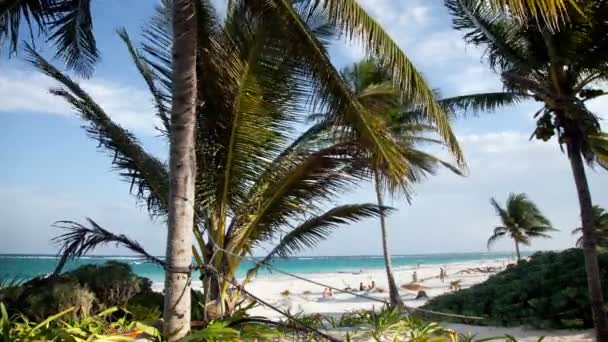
left=174, top=258, right=593, bottom=341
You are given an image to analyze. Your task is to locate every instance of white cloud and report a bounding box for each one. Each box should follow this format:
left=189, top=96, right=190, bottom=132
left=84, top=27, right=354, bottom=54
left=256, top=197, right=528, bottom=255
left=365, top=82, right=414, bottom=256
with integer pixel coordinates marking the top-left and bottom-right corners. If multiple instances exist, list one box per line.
left=0, top=69, right=160, bottom=134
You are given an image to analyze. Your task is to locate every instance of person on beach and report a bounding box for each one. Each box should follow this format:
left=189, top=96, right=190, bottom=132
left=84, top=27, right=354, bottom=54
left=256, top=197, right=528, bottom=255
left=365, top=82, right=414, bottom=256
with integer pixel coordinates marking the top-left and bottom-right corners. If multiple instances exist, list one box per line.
left=368, top=281, right=375, bottom=290
left=412, top=271, right=418, bottom=283
left=439, top=268, right=445, bottom=282
left=328, top=288, right=334, bottom=297
left=359, top=282, right=365, bottom=291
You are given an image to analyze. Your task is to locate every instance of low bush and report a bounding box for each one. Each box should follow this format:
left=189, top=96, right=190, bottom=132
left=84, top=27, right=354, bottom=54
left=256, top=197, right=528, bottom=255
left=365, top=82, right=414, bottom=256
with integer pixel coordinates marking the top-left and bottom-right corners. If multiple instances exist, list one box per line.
left=422, top=249, right=607, bottom=329
left=0, top=261, right=159, bottom=321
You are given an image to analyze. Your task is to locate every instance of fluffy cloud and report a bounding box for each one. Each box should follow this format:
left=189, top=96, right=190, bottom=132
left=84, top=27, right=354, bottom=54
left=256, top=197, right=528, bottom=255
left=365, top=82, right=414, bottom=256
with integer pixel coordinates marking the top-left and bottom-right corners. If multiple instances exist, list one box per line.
left=0, top=68, right=159, bottom=134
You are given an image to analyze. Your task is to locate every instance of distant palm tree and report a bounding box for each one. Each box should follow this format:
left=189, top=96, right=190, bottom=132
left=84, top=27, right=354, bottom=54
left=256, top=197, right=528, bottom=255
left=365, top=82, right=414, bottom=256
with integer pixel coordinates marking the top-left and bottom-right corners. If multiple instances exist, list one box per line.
left=446, top=1, right=608, bottom=338
left=337, top=59, right=522, bottom=307
left=573, top=206, right=608, bottom=250
left=488, top=193, right=556, bottom=261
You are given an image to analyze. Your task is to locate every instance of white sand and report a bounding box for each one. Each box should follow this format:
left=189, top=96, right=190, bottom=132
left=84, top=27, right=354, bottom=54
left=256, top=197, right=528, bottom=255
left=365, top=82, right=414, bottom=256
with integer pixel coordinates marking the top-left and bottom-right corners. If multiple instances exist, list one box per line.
left=155, top=258, right=593, bottom=341
left=243, top=259, right=593, bottom=341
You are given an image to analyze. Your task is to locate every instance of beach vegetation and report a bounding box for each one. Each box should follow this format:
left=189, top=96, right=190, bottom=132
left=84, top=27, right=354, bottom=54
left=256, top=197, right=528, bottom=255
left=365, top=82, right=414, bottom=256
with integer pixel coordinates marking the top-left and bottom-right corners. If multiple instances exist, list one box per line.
left=487, top=193, right=556, bottom=261
left=335, top=58, right=521, bottom=308
left=572, top=205, right=608, bottom=250
left=32, top=0, right=402, bottom=321
left=423, top=249, right=608, bottom=329
left=446, top=0, right=608, bottom=337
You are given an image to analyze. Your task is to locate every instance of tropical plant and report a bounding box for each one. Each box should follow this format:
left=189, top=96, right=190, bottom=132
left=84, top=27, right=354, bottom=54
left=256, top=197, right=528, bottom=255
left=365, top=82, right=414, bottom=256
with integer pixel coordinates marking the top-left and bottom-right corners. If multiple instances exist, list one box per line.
left=0, top=0, right=99, bottom=76
left=0, top=303, right=161, bottom=341
left=335, top=59, right=523, bottom=308
left=445, top=1, right=608, bottom=338
left=573, top=206, right=608, bottom=250
left=487, top=193, right=555, bottom=260
left=424, top=249, right=608, bottom=330
left=33, top=0, right=404, bottom=323
left=162, top=0, right=199, bottom=337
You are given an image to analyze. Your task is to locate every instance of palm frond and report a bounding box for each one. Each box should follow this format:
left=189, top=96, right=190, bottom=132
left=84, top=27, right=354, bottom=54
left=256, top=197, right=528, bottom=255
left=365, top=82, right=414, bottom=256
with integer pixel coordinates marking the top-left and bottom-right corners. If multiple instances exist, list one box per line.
left=52, top=218, right=165, bottom=275
left=441, top=92, right=530, bottom=117
left=489, top=0, right=578, bottom=31
left=247, top=204, right=391, bottom=277
left=117, top=28, right=170, bottom=135
left=487, top=229, right=507, bottom=249
left=490, top=197, right=511, bottom=226
left=318, top=0, right=465, bottom=165
left=0, top=0, right=51, bottom=54
left=445, top=0, right=528, bottom=72
left=46, top=0, right=98, bottom=77
left=28, top=47, right=169, bottom=216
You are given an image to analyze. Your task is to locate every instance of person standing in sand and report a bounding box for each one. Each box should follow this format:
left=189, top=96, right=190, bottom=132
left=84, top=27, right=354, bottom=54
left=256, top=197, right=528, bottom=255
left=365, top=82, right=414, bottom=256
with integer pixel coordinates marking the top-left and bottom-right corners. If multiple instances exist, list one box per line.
left=439, top=268, right=445, bottom=282
left=412, top=271, right=418, bottom=283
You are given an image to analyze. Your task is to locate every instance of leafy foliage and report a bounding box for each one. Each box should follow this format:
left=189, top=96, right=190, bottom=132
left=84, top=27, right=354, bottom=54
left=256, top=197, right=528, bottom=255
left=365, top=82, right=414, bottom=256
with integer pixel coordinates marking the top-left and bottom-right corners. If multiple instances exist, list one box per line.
left=572, top=205, right=608, bottom=249
left=487, top=193, right=556, bottom=256
left=423, top=249, right=608, bottom=329
left=0, top=303, right=160, bottom=341
left=0, top=0, right=98, bottom=76
left=34, top=0, right=393, bottom=315
left=0, top=262, right=156, bottom=321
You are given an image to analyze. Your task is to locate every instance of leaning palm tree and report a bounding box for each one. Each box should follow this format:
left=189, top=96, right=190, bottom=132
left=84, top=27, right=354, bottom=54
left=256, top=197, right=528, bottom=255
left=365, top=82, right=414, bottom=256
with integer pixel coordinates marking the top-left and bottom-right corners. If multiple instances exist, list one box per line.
left=488, top=193, right=555, bottom=261
left=446, top=0, right=608, bottom=338
left=34, top=0, right=395, bottom=321
left=573, top=206, right=608, bottom=250
left=336, top=59, right=523, bottom=307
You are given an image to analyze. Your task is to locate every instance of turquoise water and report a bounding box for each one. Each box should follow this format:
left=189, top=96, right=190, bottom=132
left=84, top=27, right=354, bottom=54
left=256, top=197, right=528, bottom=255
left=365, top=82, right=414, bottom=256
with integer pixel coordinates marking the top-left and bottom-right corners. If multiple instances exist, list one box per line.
left=0, top=252, right=527, bottom=283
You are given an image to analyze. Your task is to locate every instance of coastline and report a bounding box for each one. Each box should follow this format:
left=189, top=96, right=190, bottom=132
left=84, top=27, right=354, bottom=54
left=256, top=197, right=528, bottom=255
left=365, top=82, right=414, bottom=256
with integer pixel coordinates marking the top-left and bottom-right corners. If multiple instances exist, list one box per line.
left=150, top=257, right=592, bottom=342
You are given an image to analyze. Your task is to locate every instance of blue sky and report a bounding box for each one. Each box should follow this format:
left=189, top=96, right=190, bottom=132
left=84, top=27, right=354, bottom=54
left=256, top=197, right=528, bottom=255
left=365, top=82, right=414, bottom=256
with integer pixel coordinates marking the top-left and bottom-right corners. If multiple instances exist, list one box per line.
left=1, top=0, right=607, bottom=257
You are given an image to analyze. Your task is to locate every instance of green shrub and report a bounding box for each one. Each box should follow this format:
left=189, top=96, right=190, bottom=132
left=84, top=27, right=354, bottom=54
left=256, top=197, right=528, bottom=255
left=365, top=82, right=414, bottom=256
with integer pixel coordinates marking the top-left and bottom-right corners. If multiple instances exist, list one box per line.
left=66, top=261, right=150, bottom=307
left=0, top=261, right=159, bottom=321
left=422, top=249, right=605, bottom=329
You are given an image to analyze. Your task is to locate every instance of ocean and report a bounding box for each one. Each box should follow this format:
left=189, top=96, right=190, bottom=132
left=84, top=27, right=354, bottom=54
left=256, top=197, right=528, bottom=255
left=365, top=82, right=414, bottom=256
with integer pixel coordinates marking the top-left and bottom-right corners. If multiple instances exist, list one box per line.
left=0, top=252, right=526, bottom=283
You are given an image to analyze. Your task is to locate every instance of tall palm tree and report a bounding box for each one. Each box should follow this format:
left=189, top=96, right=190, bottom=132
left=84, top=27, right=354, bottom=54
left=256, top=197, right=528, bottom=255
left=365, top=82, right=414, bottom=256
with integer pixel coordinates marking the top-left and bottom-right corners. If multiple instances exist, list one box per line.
left=35, top=0, right=393, bottom=321
left=573, top=206, right=608, bottom=250
left=162, top=0, right=198, bottom=337
left=487, top=193, right=555, bottom=261
left=336, top=60, right=523, bottom=307
left=446, top=1, right=608, bottom=338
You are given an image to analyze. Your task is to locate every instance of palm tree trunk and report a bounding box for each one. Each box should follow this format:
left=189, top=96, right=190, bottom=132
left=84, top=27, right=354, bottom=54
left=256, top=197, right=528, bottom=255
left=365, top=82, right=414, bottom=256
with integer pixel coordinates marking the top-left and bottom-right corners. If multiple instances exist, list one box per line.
left=514, top=240, right=521, bottom=262
left=567, top=139, right=608, bottom=341
left=374, top=170, right=403, bottom=308
left=163, top=0, right=198, bottom=338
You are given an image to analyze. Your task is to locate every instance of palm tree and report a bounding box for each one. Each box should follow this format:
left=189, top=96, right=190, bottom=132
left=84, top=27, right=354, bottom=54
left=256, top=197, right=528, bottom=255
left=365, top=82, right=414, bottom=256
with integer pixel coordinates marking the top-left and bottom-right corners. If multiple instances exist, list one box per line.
left=162, top=0, right=198, bottom=337
left=573, top=206, right=608, bottom=250
left=488, top=193, right=555, bottom=261
left=1, top=0, right=98, bottom=76
left=35, top=0, right=395, bottom=321
left=335, top=60, right=523, bottom=307
left=446, top=1, right=608, bottom=338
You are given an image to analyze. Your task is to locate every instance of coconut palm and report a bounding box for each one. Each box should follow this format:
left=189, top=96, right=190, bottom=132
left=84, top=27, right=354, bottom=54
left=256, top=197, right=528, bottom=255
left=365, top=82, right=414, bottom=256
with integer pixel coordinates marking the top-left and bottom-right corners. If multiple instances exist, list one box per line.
left=488, top=193, right=555, bottom=261
left=333, top=59, right=524, bottom=307
left=162, top=0, right=199, bottom=337
left=573, top=206, right=608, bottom=250
left=35, top=0, right=402, bottom=321
left=446, top=0, right=608, bottom=338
